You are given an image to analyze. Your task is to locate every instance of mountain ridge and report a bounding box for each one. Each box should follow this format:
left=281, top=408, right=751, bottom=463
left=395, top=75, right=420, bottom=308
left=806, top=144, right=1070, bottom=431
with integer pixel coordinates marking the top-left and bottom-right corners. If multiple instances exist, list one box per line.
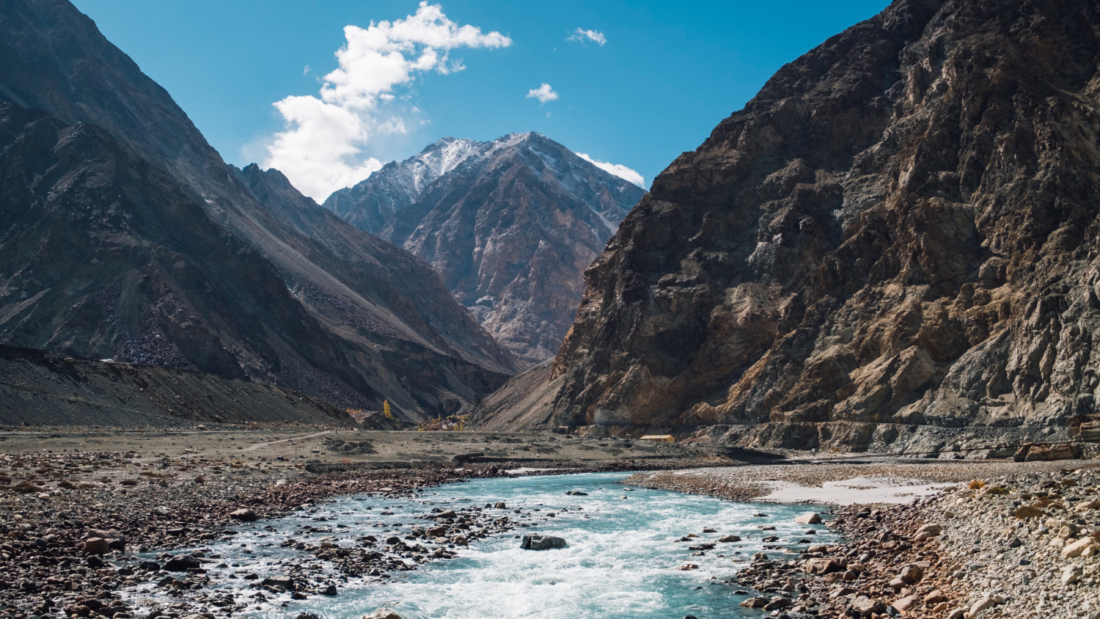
left=324, top=132, right=647, bottom=366
left=0, top=0, right=516, bottom=420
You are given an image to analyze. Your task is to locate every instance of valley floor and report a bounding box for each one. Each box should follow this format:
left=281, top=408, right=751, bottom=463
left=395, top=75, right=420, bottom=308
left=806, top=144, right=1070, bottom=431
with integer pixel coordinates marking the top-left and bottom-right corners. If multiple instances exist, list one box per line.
left=2, top=427, right=1099, bottom=618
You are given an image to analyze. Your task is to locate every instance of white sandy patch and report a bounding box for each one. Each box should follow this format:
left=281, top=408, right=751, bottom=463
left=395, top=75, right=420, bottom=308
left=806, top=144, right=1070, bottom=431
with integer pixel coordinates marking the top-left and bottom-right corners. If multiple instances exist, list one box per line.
left=757, top=476, right=958, bottom=506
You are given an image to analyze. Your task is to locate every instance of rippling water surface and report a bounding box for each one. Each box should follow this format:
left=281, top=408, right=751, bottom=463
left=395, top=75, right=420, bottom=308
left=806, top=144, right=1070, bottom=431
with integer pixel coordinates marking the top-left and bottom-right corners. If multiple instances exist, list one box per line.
left=137, top=472, right=838, bottom=619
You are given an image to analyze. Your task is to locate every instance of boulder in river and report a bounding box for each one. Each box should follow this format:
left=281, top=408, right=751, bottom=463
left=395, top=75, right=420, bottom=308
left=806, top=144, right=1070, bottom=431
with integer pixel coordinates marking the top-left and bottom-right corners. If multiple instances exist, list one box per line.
left=363, top=608, right=402, bottom=619
left=263, top=576, right=296, bottom=590
left=794, top=513, right=822, bottom=524
left=163, top=555, right=201, bottom=572
left=520, top=535, right=566, bottom=550
left=230, top=508, right=258, bottom=521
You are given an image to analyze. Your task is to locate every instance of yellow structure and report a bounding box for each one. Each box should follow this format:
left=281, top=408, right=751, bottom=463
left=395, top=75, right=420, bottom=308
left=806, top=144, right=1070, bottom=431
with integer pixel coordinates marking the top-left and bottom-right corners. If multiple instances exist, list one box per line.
left=640, top=435, right=675, bottom=443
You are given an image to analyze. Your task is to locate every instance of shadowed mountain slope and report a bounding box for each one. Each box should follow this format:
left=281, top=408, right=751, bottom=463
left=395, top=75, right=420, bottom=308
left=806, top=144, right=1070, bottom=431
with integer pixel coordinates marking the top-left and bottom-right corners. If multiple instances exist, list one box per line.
left=0, top=0, right=515, bottom=420
left=0, top=344, right=353, bottom=427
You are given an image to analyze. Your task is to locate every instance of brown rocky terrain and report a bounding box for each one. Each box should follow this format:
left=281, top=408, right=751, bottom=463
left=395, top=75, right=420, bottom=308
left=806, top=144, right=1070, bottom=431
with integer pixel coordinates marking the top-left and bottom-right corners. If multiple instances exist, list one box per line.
left=0, top=0, right=515, bottom=421
left=325, top=133, right=647, bottom=367
left=530, top=0, right=1100, bottom=451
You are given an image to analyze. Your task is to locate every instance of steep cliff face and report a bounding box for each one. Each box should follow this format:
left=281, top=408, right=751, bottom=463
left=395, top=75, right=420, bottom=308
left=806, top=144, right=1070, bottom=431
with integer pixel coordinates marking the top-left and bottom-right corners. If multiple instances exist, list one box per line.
left=0, top=0, right=515, bottom=420
left=549, top=0, right=1100, bottom=451
left=326, top=133, right=647, bottom=366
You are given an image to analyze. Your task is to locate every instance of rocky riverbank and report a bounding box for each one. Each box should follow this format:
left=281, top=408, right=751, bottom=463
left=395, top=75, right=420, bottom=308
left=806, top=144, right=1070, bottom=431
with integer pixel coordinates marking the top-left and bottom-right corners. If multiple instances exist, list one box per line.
left=634, top=459, right=1100, bottom=618
left=0, top=447, right=488, bottom=618
left=0, top=427, right=740, bottom=619
left=10, top=430, right=1100, bottom=619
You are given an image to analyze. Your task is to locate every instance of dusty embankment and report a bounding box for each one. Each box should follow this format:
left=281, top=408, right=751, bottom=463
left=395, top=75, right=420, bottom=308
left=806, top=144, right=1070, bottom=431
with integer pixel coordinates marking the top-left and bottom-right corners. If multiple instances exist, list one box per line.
left=628, top=459, right=1100, bottom=618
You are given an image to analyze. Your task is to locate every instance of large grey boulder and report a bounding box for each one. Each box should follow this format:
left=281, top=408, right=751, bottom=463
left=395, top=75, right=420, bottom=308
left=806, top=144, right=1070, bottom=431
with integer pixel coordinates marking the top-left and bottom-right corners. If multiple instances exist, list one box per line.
left=520, top=535, right=567, bottom=550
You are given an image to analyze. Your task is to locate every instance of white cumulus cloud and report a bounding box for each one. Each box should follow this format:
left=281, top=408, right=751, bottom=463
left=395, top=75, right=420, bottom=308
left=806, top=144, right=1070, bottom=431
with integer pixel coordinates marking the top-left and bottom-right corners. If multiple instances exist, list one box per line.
left=526, top=83, right=558, bottom=103
left=263, top=2, right=512, bottom=202
left=568, top=28, right=606, bottom=46
left=576, top=153, right=645, bottom=188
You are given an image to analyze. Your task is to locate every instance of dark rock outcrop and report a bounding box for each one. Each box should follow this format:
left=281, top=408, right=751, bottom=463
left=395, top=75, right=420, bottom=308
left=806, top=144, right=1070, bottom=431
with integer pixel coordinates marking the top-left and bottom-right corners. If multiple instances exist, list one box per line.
left=520, top=534, right=566, bottom=550
left=545, top=0, right=1100, bottom=451
left=325, top=133, right=647, bottom=366
left=0, top=0, right=515, bottom=420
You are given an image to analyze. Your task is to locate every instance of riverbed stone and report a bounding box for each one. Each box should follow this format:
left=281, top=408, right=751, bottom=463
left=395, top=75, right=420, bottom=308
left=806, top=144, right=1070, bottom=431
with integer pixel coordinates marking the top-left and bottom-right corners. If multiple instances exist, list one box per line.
left=1061, top=537, right=1096, bottom=558
left=849, top=596, right=886, bottom=616
left=164, top=555, right=201, bottom=571
left=968, top=595, right=1002, bottom=615
left=892, top=595, right=917, bottom=614
left=520, top=535, right=566, bottom=550
left=805, top=557, right=845, bottom=574
left=230, top=508, right=258, bottom=521
left=83, top=537, right=110, bottom=555
left=794, top=513, right=822, bottom=524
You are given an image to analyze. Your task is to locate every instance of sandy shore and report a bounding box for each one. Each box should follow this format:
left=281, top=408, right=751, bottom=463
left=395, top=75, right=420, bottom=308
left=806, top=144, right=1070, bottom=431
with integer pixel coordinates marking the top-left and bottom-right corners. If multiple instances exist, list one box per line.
left=621, top=459, right=1100, bottom=503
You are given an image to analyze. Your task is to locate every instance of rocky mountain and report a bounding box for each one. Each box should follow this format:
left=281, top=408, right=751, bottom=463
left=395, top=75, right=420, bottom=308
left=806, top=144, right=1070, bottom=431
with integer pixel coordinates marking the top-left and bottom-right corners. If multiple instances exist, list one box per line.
left=0, top=0, right=515, bottom=420
left=325, top=133, right=647, bottom=366
left=491, top=0, right=1100, bottom=453
left=324, top=137, right=484, bottom=235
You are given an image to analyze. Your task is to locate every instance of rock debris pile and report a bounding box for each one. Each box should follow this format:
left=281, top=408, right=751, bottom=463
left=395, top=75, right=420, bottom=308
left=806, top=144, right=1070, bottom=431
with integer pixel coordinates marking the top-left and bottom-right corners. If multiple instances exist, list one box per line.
left=726, top=464, right=1100, bottom=619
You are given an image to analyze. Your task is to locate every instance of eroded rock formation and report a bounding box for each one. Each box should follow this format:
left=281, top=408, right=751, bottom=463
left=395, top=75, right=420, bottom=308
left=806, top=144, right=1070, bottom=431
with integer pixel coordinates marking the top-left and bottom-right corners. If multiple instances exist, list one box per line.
left=547, top=0, right=1100, bottom=451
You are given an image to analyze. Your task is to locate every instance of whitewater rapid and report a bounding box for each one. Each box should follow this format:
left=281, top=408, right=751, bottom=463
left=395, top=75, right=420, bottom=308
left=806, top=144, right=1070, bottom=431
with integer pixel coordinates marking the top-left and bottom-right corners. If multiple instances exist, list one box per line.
left=131, top=472, right=838, bottom=618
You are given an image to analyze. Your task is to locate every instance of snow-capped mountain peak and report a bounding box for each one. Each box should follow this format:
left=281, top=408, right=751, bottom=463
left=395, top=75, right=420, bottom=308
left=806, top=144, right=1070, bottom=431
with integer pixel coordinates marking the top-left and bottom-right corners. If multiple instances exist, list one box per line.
left=320, top=132, right=647, bottom=366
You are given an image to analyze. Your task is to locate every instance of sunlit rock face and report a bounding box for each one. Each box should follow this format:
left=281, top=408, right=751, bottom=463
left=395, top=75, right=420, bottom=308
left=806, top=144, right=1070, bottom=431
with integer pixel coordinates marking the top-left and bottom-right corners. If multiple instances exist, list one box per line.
left=549, top=0, right=1100, bottom=451
left=326, top=133, right=647, bottom=367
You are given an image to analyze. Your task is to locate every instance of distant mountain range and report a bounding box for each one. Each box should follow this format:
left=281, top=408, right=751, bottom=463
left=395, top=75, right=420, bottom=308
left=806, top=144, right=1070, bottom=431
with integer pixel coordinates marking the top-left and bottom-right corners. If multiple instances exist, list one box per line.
left=323, top=133, right=647, bottom=366
left=0, top=0, right=516, bottom=421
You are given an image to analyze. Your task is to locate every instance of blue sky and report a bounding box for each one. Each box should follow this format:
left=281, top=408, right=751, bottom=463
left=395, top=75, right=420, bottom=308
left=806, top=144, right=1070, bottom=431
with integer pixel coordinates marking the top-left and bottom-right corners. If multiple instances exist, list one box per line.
left=73, top=0, right=890, bottom=201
